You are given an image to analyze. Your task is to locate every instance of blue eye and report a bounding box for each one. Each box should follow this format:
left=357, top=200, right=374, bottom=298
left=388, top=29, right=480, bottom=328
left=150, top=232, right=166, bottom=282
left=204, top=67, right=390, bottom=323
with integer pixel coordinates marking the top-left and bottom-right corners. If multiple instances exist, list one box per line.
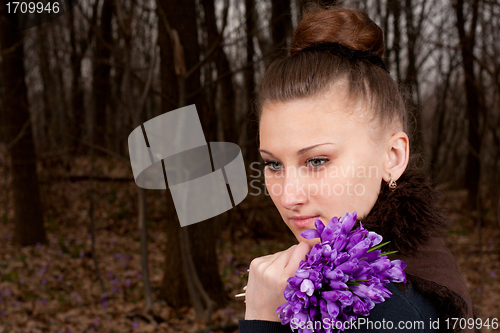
left=264, top=161, right=283, bottom=171
left=306, top=158, right=328, bottom=168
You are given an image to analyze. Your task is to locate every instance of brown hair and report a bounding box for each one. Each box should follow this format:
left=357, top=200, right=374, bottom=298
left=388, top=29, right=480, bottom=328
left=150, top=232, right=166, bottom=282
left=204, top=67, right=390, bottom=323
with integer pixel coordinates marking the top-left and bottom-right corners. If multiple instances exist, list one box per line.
left=257, top=5, right=408, bottom=134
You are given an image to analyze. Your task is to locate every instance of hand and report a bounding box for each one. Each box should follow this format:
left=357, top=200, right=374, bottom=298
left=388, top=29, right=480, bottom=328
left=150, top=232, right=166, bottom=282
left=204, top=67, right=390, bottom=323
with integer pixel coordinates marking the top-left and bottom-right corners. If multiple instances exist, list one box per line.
left=244, top=242, right=312, bottom=321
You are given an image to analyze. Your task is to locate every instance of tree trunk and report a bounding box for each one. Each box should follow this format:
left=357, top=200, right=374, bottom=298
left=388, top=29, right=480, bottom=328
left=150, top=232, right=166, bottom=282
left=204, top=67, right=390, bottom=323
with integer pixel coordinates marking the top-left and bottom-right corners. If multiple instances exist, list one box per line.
left=454, top=0, right=483, bottom=211
left=159, top=192, right=189, bottom=306
left=157, top=0, right=225, bottom=307
left=37, top=28, right=53, bottom=152
left=68, top=1, right=97, bottom=152
left=201, top=0, right=236, bottom=144
left=69, top=9, right=85, bottom=150
left=93, top=0, right=114, bottom=148
left=402, top=0, right=424, bottom=159
left=156, top=0, right=189, bottom=309
left=271, top=0, right=293, bottom=62
left=0, top=3, right=47, bottom=246
left=245, top=0, right=258, bottom=164
left=388, top=0, right=402, bottom=81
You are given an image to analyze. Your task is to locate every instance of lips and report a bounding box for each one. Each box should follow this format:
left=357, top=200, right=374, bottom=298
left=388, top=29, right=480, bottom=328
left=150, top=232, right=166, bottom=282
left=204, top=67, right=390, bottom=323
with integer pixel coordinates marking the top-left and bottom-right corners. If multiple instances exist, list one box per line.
left=289, top=215, right=319, bottom=228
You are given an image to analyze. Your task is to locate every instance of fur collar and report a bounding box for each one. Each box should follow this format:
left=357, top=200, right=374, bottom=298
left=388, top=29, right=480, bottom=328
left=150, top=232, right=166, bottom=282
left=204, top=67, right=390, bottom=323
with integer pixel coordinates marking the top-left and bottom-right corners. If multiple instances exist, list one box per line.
left=360, top=165, right=477, bottom=332
left=360, top=165, right=449, bottom=256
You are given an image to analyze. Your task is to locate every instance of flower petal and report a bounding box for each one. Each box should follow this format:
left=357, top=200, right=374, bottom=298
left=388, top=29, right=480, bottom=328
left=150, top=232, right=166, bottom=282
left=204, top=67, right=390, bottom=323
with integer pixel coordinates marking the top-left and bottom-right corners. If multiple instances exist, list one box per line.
left=300, top=279, right=315, bottom=297
left=314, top=218, right=325, bottom=234
left=301, top=228, right=321, bottom=240
left=340, top=211, right=357, bottom=234
left=327, top=300, right=340, bottom=318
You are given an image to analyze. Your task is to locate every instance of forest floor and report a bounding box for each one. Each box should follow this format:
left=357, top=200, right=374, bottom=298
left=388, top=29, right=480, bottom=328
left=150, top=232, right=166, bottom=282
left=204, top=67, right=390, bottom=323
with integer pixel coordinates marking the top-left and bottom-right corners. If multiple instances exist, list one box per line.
left=0, top=156, right=499, bottom=332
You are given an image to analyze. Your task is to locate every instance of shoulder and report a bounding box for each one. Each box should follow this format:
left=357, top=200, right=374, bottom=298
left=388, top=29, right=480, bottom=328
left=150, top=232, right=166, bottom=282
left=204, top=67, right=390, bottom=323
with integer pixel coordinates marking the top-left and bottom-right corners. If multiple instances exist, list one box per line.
left=239, top=283, right=438, bottom=333
left=344, top=282, right=438, bottom=332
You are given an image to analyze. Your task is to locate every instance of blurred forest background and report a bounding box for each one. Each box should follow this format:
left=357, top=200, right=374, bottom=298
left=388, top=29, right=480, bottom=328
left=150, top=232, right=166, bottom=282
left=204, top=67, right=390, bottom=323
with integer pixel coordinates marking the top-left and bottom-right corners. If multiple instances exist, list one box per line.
left=0, top=0, right=499, bottom=332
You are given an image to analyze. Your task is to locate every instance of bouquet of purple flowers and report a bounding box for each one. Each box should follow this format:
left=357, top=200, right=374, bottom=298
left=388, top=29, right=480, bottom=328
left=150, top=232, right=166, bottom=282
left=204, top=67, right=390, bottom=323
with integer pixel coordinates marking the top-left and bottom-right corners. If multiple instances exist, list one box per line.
left=276, top=212, right=406, bottom=333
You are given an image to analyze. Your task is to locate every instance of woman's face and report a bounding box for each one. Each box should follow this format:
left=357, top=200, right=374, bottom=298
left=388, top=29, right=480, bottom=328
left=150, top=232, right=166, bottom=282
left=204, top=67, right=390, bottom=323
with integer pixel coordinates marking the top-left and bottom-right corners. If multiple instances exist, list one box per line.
left=259, top=91, right=387, bottom=245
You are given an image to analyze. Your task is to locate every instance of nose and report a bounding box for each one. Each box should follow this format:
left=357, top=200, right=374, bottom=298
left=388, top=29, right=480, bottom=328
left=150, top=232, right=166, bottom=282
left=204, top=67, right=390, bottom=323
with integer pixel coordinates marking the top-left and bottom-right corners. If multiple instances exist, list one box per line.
left=279, top=167, right=308, bottom=210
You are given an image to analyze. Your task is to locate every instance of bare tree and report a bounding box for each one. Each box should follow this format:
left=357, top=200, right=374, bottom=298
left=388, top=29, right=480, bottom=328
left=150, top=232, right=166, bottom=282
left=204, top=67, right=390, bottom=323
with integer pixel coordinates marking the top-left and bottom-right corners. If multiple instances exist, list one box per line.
left=245, top=0, right=258, bottom=164
left=271, top=0, right=293, bottom=61
left=201, top=0, right=237, bottom=144
left=157, top=0, right=226, bottom=311
left=93, top=0, right=114, bottom=148
left=453, top=0, right=485, bottom=211
left=68, top=1, right=98, bottom=151
left=0, top=3, right=47, bottom=246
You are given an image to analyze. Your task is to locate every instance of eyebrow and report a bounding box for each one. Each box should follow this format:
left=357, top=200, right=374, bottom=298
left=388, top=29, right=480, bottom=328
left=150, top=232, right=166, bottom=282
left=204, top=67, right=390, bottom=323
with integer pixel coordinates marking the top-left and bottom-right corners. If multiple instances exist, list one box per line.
left=259, top=143, right=334, bottom=158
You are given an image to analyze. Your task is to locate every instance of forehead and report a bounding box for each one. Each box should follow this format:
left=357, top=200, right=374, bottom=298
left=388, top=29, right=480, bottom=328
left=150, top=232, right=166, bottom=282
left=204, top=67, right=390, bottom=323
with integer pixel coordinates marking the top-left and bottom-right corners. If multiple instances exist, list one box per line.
left=259, top=93, right=374, bottom=152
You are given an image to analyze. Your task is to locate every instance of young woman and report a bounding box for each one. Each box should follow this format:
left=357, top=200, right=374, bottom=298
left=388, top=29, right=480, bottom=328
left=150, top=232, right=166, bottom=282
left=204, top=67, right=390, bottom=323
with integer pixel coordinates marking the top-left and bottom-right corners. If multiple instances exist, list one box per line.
left=239, top=5, right=477, bottom=333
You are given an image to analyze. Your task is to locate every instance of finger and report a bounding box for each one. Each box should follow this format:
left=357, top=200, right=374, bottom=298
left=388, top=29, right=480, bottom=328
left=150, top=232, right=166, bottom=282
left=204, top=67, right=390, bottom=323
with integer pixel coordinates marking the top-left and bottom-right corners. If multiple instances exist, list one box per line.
left=249, top=252, right=276, bottom=271
left=284, top=242, right=312, bottom=275
left=268, top=244, right=298, bottom=267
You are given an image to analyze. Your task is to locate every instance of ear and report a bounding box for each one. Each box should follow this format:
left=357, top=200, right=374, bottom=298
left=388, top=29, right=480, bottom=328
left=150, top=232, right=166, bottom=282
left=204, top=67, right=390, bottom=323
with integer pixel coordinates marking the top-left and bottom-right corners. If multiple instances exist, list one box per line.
left=382, top=131, right=409, bottom=183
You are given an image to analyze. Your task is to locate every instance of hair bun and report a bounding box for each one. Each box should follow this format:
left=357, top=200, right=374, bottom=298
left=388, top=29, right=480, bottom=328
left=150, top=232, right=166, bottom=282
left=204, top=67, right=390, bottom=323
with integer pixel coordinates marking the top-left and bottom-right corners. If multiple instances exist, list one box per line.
left=290, top=6, right=384, bottom=57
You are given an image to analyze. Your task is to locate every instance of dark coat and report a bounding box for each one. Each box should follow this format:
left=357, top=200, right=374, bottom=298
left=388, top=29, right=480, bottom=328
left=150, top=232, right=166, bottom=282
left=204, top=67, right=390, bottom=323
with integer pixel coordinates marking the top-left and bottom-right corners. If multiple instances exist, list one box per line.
left=239, top=166, right=478, bottom=333
left=240, top=281, right=439, bottom=332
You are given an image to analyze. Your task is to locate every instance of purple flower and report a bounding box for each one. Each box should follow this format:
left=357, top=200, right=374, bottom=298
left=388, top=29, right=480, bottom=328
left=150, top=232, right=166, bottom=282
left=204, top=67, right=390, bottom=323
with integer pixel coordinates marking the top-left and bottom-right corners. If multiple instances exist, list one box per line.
left=277, top=211, right=406, bottom=333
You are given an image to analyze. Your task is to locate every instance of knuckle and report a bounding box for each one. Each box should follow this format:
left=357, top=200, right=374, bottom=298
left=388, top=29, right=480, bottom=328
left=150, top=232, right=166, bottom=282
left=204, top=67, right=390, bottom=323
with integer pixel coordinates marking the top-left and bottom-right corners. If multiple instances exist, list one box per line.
left=262, top=268, right=275, bottom=283
left=298, top=241, right=312, bottom=252
left=249, top=258, right=260, bottom=270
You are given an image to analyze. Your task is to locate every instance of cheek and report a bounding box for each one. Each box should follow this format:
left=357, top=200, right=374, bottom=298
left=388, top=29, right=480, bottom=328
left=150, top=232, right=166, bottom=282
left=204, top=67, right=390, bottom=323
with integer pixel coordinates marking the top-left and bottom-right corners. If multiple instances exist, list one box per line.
left=264, top=172, right=282, bottom=203
left=349, top=175, right=381, bottom=218
left=307, top=165, right=381, bottom=216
